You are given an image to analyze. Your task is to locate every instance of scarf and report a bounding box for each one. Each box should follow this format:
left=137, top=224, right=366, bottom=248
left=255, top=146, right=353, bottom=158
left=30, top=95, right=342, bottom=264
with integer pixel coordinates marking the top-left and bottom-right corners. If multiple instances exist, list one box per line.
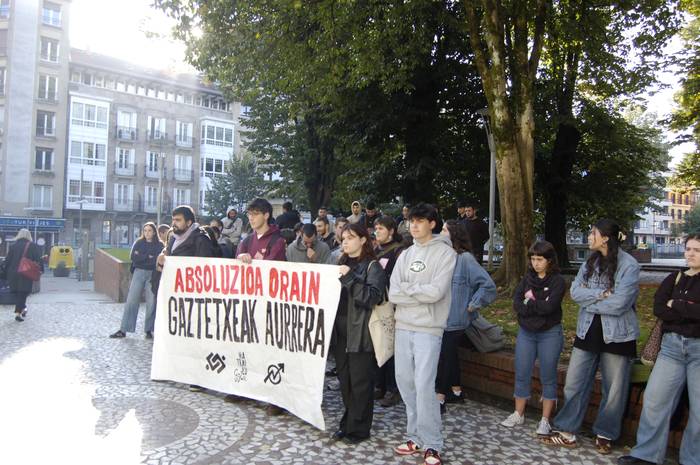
left=171, top=222, right=199, bottom=253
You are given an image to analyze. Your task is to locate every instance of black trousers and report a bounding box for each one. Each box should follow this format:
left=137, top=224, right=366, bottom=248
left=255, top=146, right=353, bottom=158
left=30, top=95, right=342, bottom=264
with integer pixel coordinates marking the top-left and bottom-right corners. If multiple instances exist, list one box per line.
left=14, top=291, right=29, bottom=313
left=335, top=346, right=375, bottom=438
left=375, top=356, right=398, bottom=394
left=436, top=330, right=463, bottom=395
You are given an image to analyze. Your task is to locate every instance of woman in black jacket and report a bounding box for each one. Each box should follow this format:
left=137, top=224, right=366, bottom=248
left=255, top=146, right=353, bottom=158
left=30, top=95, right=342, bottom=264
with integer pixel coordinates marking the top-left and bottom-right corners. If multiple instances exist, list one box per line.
left=5, top=229, right=42, bottom=321
left=332, top=223, right=387, bottom=444
left=110, top=222, right=164, bottom=339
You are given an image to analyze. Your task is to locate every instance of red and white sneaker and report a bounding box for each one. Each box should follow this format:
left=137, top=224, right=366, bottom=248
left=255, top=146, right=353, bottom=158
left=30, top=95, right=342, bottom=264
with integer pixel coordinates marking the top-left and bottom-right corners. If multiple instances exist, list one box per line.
left=423, top=448, right=442, bottom=465
left=394, top=440, right=421, bottom=455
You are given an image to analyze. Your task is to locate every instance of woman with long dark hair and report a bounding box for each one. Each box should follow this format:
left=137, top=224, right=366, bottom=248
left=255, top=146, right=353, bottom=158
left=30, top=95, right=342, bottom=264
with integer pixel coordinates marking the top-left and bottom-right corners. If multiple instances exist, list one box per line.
left=332, top=223, right=387, bottom=444
left=372, top=215, right=405, bottom=406
left=619, top=232, right=700, bottom=465
left=4, top=229, right=42, bottom=322
left=542, top=219, right=640, bottom=454
left=501, top=241, right=565, bottom=435
left=436, top=220, right=496, bottom=413
left=110, top=222, right=164, bottom=339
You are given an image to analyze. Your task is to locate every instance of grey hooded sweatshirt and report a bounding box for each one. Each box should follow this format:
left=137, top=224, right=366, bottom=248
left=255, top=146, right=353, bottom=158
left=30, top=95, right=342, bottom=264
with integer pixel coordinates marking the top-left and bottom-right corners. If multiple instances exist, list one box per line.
left=389, top=234, right=457, bottom=336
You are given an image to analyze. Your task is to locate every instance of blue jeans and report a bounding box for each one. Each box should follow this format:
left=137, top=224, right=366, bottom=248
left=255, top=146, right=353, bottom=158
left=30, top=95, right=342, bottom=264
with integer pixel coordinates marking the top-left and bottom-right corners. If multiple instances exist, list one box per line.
left=630, top=333, right=700, bottom=465
left=120, top=268, right=156, bottom=333
left=514, top=325, right=563, bottom=400
left=395, top=329, right=443, bottom=452
left=553, top=347, right=632, bottom=440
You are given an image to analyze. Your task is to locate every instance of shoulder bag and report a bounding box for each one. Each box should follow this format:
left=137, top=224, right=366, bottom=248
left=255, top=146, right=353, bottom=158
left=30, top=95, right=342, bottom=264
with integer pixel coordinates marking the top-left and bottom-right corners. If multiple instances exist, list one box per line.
left=640, top=271, right=683, bottom=366
left=367, top=261, right=395, bottom=367
left=18, top=242, right=41, bottom=282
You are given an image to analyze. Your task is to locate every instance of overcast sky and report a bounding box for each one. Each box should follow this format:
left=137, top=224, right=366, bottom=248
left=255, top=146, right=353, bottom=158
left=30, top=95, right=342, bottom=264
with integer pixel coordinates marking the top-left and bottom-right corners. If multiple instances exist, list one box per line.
left=70, top=0, right=693, bottom=168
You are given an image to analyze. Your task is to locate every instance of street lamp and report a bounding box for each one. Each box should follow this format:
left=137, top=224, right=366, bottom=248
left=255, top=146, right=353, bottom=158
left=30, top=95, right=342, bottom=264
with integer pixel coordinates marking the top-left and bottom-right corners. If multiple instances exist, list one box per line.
left=157, top=152, right=167, bottom=225
left=477, top=108, right=497, bottom=270
left=77, top=199, right=88, bottom=246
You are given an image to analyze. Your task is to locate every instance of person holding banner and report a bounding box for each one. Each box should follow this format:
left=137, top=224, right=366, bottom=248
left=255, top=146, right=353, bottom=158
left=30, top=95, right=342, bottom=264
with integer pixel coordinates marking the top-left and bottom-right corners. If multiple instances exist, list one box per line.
left=332, top=223, right=387, bottom=444
left=389, top=203, right=456, bottom=465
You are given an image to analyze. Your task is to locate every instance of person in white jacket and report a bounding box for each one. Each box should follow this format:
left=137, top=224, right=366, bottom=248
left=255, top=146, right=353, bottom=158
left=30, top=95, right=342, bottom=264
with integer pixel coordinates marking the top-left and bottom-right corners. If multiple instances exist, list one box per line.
left=220, top=207, right=243, bottom=255
left=389, top=203, right=457, bottom=465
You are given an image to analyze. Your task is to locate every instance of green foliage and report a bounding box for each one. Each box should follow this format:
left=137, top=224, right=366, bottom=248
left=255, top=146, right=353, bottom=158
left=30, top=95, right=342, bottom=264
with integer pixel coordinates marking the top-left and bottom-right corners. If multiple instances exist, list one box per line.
left=683, top=204, right=700, bottom=233
left=204, top=152, right=268, bottom=219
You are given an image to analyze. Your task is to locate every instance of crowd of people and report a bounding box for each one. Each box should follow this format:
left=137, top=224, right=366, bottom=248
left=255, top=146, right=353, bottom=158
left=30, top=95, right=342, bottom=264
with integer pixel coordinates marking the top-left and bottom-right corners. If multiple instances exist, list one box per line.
left=93, top=198, right=697, bottom=465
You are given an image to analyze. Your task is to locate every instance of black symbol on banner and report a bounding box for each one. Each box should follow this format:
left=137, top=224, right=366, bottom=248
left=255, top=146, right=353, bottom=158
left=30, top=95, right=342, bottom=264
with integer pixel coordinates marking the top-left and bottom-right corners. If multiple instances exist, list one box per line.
left=264, top=363, right=285, bottom=385
left=205, top=353, right=226, bottom=373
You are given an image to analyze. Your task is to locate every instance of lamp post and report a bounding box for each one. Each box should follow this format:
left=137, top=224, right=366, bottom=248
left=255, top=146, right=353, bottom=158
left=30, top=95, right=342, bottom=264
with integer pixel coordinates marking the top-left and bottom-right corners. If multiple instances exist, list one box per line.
left=157, top=152, right=166, bottom=225
left=477, top=108, right=497, bottom=270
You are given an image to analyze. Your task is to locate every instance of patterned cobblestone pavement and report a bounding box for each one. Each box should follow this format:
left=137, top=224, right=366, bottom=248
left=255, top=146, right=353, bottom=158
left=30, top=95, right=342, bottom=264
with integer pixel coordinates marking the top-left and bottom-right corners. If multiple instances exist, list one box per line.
left=0, top=279, right=670, bottom=465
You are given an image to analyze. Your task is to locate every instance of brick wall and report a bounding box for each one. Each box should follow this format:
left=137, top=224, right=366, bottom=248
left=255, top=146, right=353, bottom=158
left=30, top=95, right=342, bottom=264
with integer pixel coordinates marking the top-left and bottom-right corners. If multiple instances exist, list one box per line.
left=94, top=248, right=132, bottom=302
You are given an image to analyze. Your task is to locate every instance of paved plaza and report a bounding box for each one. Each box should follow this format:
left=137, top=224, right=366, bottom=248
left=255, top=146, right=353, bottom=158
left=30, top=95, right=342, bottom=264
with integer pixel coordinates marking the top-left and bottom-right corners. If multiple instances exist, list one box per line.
left=0, top=276, right=671, bottom=465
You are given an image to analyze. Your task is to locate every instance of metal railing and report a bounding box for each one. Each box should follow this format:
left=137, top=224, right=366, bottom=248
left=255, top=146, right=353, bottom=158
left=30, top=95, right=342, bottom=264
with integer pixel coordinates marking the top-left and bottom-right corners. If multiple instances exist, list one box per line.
left=172, top=168, right=194, bottom=182
left=116, top=126, right=138, bottom=141
left=175, top=135, right=194, bottom=147
left=147, top=130, right=168, bottom=143
left=114, top=161, right=136, bottom=176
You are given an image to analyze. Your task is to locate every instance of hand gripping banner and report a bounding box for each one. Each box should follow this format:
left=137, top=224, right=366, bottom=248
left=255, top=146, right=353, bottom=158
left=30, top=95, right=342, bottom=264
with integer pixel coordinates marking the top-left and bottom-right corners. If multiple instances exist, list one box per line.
left=150, top=257, right=341, bottom=430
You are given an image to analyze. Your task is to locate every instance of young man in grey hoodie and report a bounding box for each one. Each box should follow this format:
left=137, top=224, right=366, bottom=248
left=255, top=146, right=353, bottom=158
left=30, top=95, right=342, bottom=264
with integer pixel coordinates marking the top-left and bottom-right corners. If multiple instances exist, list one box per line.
left=389, top=203, right=457, bottom=465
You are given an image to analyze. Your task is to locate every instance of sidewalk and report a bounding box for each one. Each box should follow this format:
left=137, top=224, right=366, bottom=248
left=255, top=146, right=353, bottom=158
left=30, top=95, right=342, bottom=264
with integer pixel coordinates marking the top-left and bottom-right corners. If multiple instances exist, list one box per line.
left=0, top=277, right=672, bottom=465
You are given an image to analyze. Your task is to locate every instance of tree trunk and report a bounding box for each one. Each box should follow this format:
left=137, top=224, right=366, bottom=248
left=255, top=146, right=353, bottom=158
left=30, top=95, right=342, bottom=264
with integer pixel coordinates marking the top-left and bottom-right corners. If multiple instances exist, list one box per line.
left=544, top=122, right=580, bottom=268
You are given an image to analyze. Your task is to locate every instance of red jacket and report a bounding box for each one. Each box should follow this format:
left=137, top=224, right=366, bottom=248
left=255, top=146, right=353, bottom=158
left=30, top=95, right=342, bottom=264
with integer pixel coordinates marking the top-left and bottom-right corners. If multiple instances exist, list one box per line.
left=235, top=224, right=287, bottom=261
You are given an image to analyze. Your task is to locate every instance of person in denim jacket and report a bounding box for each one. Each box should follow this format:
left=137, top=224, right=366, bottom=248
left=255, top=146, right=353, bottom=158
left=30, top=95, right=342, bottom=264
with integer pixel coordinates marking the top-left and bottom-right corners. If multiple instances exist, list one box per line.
left=436, top=220, right=496, bottom=413
left=542, top=219, right=640, bottom=455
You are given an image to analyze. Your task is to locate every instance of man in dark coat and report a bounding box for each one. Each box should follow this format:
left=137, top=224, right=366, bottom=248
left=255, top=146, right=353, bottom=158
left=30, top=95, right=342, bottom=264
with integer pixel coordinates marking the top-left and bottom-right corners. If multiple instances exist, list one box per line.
left=275, top=201, right=301, bottom=230
left=459, top=202, right=489, bottom=265
left=5, top=229, right=43, bottom=321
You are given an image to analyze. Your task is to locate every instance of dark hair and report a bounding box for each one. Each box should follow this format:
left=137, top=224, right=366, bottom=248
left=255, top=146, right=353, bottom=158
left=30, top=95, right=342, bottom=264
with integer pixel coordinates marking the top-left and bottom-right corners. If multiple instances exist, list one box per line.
left=301, top=223, right=317, bottom=237
left=172, top=205, right=196, bottom=223
left=247, top=198, right=273, bottom=223
left=528, top=240, right=560, bottom=274
left=458, top=200, right=476, bottom=209
left=314, top=216, right=329, bottom=226
left=210, top=218, right=224, bottom=229
left=280, top=228, right=296, bottom=245
left=444, top=220, right=472, bottom=254
left=139, top=222, right=161, bottom=244
left=158, top=224, right=170, bottom=235
left=584, top=219, right=623, bottom=288
left=203, top=225, right=220, bottom=241
left=374, top=215, right=402, bottom=244
left=366, top=201, right=376, bottom=210
left=318, top=206, right=328, bottom=212
left=685, top=232, right=700, bottom=245
left=408, top=202, right=438, bottom=223
left=335, top=216, right=348, bottom=227
left=338, top=223, right=376, bottom=264
left=293, top=222, right=303, bottom=234
left=283, top=201, right=293, bottom=211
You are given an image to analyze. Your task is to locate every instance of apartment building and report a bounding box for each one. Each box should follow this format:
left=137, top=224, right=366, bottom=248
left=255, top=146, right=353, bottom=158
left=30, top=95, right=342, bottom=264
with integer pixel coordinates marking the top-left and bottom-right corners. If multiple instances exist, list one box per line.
left=666, top=188, right=699, bottom=243
left=67, top=49, right=240, bottom=246
left=0, top=0, right=70, bottom=254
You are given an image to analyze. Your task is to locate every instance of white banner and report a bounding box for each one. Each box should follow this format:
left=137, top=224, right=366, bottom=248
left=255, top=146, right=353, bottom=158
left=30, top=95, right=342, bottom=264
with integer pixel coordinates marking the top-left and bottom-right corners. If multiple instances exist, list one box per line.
left=150, top=256, right=341, bottom=430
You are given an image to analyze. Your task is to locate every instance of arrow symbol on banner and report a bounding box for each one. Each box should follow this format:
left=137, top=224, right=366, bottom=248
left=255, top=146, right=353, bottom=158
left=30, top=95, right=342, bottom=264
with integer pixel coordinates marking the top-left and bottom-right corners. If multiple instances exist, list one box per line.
left=264, top=363, right=285, bottom=385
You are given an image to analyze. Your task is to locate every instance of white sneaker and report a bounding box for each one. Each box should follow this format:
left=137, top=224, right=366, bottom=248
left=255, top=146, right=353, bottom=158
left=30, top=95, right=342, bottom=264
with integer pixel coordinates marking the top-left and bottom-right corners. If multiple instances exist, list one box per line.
left=536, top=417, right=552, bottom=436
left=500, top=411, right=524, bottom=428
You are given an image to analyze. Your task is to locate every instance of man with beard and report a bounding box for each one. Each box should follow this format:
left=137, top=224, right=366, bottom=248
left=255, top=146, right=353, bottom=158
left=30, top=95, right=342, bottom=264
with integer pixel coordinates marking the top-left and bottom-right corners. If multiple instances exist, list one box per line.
left=314, top=216, right=336, bottom=250
left=458, top=202, right=489, bottom=265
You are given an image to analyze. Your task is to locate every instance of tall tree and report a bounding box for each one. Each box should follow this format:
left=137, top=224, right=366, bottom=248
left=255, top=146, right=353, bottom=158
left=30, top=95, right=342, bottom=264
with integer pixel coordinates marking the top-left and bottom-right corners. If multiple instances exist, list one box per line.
left=204, top=152, right=268, bottom=219
left=462, top=1, right=547, bottom=287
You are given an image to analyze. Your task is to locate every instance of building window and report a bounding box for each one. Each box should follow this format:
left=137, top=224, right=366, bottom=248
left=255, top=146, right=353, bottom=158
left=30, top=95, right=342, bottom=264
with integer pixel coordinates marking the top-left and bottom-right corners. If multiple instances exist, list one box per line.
left=116, top=148, right=133, bottom=169
left=671, top=193, right=676, bottom=203
left=81, top=72, right=94, bottom=85
left=102, top=220, right=111, bottom=243
left=32, top=185, right=53, bottom=209
left=147, top=116, right=166, bottom=139
left=147, top=87, right=156, bottom=98
left=70, top=71, right=80, bottom=83
left=145, top=186, right=158, bottom=208
left=42, top=1, right=61, bottom=27
left=201, top=123, right=233, bottom=147
left=137, top=85, right=146, bottom=96
left=0, top=29, right=6, bottom=56
left=0, top=67, right=5, bottom=96
left=38, top=74, right=58, bottom=101
left=35, top=147, right=53, bottom=171
left=93, top=76, right=104, bottom=87
left=71, top=102, right=108, bottom=128
left=115, top=184, right=132, bottom=207
left=40, top=37, right=59, bottom=62
left=176, top=121, right=193, bottom=146
left=116, top=223, right=129, bottom=245
left=67, top=180, right=105, bottom=204
left=0, top=0, right=9, bottom=19
left=200, top=157, right=226, bottom=177
left=174, top=188, right=190, bottom=205
left=117, top=110, right=137, bottom=130
left=70, top=141, right=106, bottom=166
left=157, top=89, right=165, bottom=100
left=36, top=111, right=56, bottom=136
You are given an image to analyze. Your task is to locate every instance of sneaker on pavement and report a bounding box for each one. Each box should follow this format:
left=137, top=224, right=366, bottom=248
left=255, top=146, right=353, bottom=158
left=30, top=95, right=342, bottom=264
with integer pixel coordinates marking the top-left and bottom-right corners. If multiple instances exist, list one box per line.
left=109, top=330, right=126, bottom=338
left=536, top=417, right=552, bottom=436
left=445, top=390, right=464, bottom=404
left=394, top=440, right=421, bottom=456
left=500, top=411, right=524, bottom=428
left=423, top=448, right=442, bottom=465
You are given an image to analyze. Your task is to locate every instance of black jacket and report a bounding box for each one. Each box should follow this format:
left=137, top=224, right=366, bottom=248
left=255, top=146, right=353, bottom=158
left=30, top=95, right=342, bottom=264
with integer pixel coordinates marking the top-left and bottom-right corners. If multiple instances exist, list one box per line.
left=5, top=239, right=43, bottom=293
left=374, top=241, right=404, bottom=290
left=131, top=238, right=164, bottom=271
left=654, top=270, right=700, bottom=338
left=275, top=211, right=301, bottom=230
left=336, top=258, right=387, bottom=352
left=461, top=217, right=489, bottom=263
left=166, top=227, right=217, bottom=258
left=513, top=270, right=566, bottom=332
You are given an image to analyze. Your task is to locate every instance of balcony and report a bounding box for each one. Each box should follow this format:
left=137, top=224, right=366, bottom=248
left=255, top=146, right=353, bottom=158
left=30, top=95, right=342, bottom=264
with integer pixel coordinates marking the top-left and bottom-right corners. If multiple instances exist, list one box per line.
left=172, top=168, right=194, bottom=182
left=147, top=131, right=168, bottom=144
left=106, top=197, right=142, bottom=213
left=116, top=126, right=138, bottom=141
left=143, top=199, right=173, bottom=214
left=175, top=135, right=194, bottom=148
left=145, top=166, right=166, bottom=179
left=114, top=161, right=136, bottom=177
